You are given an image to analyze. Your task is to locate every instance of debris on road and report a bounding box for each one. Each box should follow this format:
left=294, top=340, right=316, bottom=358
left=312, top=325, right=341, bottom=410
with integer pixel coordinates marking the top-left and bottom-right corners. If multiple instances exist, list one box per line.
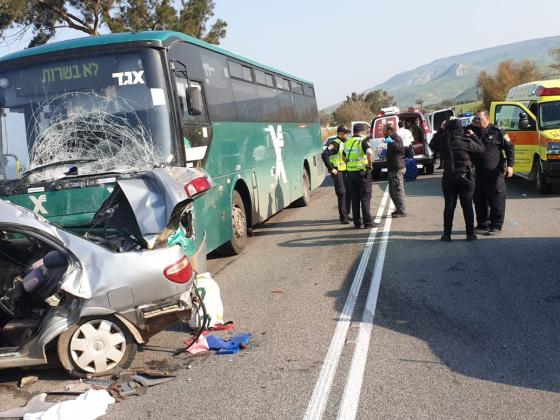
left=107, top=370, right=176, bottom=402
left=206, top=333, right=252, bottom=355
left=183, top=335, right=210, bottom=355
left=23, top=389, right=115, bottom=420
left=202, top=321, right=236, bottom=334
left=191, top=272, right=224, bottom=329
left=19, top=376, right=39, bottom=388
left=0, top=393, right=55, bottom=418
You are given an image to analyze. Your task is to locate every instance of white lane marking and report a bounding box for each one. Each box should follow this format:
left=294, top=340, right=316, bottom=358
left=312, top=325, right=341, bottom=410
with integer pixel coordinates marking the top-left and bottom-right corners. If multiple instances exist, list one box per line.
left=337, top=202, right=395, bottom=420
left=304, top=186, right=390, bottom=420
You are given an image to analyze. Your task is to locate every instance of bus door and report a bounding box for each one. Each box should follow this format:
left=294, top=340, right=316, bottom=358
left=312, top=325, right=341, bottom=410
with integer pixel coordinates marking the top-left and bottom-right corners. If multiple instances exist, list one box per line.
left=491, top=102, right=538, bottom=175
left=174, top=79, right=211, bottom=166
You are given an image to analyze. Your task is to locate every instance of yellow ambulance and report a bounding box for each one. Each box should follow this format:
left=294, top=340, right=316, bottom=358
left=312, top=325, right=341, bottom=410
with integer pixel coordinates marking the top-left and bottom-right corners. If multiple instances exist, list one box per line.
left=490, top=79, right=560, bottom=193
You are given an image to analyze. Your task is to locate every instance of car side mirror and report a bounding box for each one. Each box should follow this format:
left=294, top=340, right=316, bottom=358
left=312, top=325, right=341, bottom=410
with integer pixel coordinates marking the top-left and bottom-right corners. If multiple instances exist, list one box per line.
left=188, top=87, right=203, bottom=116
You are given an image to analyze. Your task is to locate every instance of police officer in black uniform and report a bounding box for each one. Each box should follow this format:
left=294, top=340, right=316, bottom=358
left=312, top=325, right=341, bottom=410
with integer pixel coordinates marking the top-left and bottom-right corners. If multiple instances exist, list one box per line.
left=322, top=125, right=352, bottom=224
left=471, top=109, right=515, bottom=235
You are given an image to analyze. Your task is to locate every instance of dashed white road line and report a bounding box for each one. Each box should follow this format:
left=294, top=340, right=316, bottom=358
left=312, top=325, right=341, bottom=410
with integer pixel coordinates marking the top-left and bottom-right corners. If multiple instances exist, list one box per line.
left=304, top=186, right=390, bottom=420
left=337, top=202, right=395, bottom=420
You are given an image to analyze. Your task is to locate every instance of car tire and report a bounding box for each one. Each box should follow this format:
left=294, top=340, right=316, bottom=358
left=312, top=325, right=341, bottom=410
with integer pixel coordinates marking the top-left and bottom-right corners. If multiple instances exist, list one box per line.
left=221, top=190, right=248, bottom=255
left=424, top=163, right=434, bottom=175
left=57, top=316, right=136, bottom=378
left=536, top=162, right=551, bottom=194
left=293, top=170, right=311, bottom=207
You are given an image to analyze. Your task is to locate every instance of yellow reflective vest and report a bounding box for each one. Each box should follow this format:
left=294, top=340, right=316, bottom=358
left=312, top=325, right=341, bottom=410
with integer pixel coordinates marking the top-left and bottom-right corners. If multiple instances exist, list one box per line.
left=345, top=137, right=368, bottom=172
left=328, top=137, right=347, bottom=171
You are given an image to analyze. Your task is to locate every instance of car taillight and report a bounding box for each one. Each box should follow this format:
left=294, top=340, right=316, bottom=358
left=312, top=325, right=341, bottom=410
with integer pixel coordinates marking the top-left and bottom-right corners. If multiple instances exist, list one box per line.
left=184, top=176, right=212, bottom=198
left=163, top=256, right=193, bottom=284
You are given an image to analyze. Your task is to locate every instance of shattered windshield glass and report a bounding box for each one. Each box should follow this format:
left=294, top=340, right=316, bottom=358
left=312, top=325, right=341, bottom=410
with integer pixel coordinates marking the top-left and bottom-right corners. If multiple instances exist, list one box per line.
left=0, top=49, right=176, bottom=184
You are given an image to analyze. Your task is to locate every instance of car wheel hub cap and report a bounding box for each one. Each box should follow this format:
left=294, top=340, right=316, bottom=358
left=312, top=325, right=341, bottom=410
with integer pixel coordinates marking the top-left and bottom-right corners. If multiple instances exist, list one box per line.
left=70, top=320, right=126, bottom=374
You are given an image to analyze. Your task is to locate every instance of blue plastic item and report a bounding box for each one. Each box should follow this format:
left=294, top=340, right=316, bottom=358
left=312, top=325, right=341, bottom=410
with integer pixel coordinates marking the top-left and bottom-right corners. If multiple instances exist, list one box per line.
left=384, top=136, right=393, bottom=144
left=206, top=333, right=252, bottom=355
left=404, top=158, right=418, bottom=181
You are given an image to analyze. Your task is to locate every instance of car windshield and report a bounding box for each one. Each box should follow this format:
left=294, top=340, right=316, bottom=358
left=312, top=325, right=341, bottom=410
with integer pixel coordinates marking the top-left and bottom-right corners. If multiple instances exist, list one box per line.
left=0, top=49, right=176, bottom=184
left=539, top=101, right=560, bottom=130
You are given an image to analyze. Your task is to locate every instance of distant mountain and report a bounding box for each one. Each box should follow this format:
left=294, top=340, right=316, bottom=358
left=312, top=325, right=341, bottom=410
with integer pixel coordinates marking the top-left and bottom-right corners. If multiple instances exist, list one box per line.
left=324, top=35, right=560, bottom=111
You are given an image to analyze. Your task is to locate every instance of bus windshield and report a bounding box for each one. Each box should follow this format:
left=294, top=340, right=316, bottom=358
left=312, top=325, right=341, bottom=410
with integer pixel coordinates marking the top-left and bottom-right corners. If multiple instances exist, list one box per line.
left=0, top=49, right=176, bottom=184
left=539, top=101, right=560, bottom=130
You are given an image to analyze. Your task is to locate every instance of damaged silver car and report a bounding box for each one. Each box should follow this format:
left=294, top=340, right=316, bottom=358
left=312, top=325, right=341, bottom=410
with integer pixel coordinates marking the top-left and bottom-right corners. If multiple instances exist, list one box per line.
left=0, top=167, right=211, bottom=377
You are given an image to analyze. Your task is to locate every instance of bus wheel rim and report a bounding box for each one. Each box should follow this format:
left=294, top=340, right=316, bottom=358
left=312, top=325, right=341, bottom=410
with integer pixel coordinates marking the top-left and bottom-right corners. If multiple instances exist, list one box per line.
left=232, top=204, right=246, bottom=239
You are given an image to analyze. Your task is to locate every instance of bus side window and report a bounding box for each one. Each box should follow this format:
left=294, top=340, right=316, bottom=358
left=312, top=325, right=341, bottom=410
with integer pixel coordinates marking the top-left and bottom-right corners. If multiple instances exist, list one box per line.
left=176, top=79, right=209, bottom=125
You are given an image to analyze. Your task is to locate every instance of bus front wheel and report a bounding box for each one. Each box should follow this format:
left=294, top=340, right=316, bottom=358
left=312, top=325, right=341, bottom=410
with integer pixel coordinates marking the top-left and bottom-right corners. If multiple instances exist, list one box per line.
left=222, top=190, right=248, bottom=255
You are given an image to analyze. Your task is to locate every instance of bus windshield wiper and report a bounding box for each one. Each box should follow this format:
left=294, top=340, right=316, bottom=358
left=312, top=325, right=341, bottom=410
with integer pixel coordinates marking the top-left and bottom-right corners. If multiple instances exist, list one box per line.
left=20, top=159, right=97, bottom=180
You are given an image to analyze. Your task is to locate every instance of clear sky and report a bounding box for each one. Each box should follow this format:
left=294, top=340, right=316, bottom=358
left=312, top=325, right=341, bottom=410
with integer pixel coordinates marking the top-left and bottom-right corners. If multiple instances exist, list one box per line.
left=2, top=0, right=560, bottom=108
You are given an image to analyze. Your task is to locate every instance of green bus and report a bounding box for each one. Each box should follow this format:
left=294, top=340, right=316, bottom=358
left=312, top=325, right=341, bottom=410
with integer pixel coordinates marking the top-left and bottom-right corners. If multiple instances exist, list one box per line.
left=0, top=31, right=324, bottom=254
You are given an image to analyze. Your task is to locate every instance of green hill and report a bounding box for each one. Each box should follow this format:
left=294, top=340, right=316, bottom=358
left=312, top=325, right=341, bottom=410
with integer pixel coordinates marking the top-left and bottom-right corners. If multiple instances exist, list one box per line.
left=324, top=35, right=560, bottom=110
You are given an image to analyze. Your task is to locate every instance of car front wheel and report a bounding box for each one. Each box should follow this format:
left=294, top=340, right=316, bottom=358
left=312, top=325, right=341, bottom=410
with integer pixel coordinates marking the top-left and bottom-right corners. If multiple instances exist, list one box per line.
left=58, top=317, right=136, bottom=378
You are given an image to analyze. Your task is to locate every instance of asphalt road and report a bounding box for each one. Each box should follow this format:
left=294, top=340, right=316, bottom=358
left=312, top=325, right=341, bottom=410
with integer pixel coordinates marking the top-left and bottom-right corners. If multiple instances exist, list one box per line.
left=2, top=170, right=559, bottom=419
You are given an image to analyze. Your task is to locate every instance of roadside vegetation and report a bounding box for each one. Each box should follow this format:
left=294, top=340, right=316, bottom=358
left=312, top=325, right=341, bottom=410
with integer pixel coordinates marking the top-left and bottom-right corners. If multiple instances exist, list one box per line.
left=0, top=0, right=227, bottom=47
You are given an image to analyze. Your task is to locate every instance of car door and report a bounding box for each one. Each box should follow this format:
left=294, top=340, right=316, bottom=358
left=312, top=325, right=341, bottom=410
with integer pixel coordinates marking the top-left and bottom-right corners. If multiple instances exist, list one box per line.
left=490, top=102, right=538, bottom=175
left=430, top=108, right=455, bottom=133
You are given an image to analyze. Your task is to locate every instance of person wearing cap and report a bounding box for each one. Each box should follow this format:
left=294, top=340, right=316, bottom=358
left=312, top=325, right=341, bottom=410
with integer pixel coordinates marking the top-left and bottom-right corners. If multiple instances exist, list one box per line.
left=345, top=123, right=376, bottom=229
left=322, top=125, right=352, bottom=223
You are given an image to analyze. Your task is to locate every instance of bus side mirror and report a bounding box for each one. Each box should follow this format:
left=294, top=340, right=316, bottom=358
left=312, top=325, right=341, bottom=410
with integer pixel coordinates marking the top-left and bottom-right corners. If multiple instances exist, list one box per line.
left=188, top=87, right=203, bottom=116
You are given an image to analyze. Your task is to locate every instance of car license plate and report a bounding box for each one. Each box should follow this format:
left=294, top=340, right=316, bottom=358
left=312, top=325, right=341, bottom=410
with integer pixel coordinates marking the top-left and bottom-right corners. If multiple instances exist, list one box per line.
left=416, top=164, right=424, bottom=169
left=381, top=168, right=388, bottom=173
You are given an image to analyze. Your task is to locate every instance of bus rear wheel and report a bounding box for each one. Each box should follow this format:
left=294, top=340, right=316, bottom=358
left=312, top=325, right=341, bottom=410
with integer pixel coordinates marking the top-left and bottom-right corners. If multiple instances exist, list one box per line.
left=222, top=190, right=248, bottom=255
left=293, top=170, right=311, bottom=207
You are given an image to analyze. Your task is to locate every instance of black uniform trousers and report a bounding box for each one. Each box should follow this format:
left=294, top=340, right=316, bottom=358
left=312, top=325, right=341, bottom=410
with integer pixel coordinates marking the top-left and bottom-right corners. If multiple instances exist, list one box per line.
left=442, top=173, right=476, bottom=236
left=332, top=171, right=351, bottom=221
left=473, top=170, right=506, bottom=229
left=347, top=170, right=373, bottom=227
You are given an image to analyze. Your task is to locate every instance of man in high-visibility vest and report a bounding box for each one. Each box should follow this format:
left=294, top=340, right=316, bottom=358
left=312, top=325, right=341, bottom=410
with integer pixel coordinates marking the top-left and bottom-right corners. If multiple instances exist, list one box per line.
left=322, top=125, right=352, bottom=224
left=346, top=123, right=376, bottom=229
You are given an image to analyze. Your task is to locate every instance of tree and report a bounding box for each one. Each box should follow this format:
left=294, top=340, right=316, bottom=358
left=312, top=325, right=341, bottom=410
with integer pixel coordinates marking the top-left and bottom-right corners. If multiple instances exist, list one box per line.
left=105, top=0, right=227, bottom=44
left=319, top=111, right=334, bottom=127
left=333, top=101, right=372, bottom=127
left=1, top=0, right=227, bottom=48
left=477, top=59, right=542, bottom=109
left=1, top=1, right=110, bottom=47
left=364, top=89, right=394, bottom=114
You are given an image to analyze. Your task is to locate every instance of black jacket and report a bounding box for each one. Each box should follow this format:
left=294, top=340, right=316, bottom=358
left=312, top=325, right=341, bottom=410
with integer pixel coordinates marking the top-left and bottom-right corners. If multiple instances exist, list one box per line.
left=470, top=124, right=515, bottom=173
left=386, top=134, right=405, bottom=171
left=430, top=128, right=485, bottom=174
